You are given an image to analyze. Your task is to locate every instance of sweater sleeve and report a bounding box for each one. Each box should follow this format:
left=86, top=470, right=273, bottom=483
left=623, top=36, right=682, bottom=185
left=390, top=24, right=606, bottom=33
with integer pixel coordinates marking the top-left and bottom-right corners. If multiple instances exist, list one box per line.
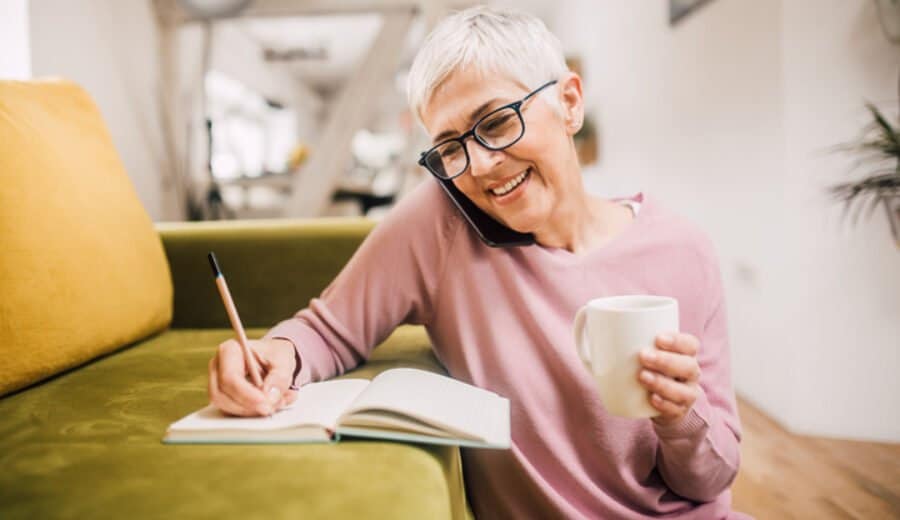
left=651, top=234, right=742, bottom=503
left=262, top=180, right=461, bottom=387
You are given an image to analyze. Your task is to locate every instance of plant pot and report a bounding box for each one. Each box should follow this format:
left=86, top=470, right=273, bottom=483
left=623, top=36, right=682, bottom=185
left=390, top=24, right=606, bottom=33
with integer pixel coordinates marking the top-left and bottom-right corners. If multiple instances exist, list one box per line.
left=884, top=191, right=900, bottom=248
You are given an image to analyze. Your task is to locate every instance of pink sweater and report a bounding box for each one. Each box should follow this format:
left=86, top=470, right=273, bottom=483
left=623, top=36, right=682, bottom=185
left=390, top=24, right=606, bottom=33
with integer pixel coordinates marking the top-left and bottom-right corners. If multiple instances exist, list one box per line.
left=265, top=179, right=744, bottom=519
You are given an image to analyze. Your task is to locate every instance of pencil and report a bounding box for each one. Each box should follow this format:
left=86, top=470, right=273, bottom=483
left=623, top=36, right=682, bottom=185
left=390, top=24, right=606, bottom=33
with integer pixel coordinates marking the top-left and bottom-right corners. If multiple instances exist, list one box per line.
left=207, top=252, right=264, bottom=388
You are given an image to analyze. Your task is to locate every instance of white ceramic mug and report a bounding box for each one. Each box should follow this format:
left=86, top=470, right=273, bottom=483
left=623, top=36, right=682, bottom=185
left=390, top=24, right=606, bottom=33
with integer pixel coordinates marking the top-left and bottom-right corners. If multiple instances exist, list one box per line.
left=573, top=295, right=679, bottom=418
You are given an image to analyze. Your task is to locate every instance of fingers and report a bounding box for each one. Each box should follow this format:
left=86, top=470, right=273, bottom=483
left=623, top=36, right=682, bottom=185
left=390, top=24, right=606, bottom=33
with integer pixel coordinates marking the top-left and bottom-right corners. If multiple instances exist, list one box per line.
left=655, top=332, right=699, bottom=356
left=649, top=392, right=687, bottom=417
left=637, top=334, right=701, bottom=422
left=639, top=348, right=700, bottom=382
left=214, top=340, right=273, bottom=416
left=261, top=366, right=293, bottom=411
left=208, top=357, right=256, bottom=416
left=638, top=368, right=697, bottom=406
left=252, top=345, right=269, bottom=371
left=278, top=389, right=299, bottom=409
left=258, top=339, right=299, bottom=411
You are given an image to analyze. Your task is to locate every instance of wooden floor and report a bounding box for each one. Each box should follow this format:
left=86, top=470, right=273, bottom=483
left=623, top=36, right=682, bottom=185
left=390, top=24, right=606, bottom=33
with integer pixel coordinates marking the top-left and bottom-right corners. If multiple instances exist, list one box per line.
left=731, top=398, right=900, bottom=519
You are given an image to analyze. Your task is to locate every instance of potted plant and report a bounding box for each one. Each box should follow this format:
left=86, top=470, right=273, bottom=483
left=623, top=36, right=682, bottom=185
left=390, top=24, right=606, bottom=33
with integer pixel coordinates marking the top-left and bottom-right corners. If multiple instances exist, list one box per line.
left=829, top=103, right=900, bottom=246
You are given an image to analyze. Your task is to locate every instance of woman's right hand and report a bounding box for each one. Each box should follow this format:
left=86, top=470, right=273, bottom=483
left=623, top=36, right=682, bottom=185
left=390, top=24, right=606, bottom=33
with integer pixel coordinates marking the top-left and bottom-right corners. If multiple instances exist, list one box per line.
left=208, top=338, right=299, bottom=416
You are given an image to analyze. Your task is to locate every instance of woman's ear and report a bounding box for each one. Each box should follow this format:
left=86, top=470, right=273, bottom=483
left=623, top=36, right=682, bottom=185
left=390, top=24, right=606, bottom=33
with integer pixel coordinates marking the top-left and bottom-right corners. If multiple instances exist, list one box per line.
left=558, top=71, right=584, bottom=136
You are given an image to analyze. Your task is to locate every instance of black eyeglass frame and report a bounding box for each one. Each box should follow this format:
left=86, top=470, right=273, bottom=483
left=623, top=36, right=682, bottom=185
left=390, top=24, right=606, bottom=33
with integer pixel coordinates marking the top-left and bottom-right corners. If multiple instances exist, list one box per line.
left=417, top=79, right=559, bottom=180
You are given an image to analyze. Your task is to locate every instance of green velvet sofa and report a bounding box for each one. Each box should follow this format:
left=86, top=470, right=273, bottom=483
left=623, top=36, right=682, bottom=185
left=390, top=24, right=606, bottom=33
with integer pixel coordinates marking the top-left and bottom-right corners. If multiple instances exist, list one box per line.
left=0, top=80, right=471, bottom=519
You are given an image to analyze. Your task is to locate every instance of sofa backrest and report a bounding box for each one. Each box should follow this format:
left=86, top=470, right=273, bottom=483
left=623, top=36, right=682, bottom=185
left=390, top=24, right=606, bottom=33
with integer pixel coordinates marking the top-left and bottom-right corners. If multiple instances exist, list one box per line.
left=0, top=79, right=173, bottom=397
left=157, top=218, right=375, bottom=329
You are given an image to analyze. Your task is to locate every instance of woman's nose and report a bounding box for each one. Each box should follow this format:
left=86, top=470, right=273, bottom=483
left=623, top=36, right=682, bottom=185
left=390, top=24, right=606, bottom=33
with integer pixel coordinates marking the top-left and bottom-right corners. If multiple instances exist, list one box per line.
left=466, top=140, right=503, bottom=178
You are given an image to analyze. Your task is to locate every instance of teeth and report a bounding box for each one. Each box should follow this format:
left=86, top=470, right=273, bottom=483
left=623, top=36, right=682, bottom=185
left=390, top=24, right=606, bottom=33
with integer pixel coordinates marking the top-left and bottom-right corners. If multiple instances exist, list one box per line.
left=491, top=170, right=529, bottom=196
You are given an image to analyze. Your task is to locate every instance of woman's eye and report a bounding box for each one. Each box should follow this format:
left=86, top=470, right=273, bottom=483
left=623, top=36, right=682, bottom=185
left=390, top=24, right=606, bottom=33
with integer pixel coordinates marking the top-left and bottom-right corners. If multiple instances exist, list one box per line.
left=482, top=114, right=513, bottom=132
left=441, top=144, right=462, bottom=158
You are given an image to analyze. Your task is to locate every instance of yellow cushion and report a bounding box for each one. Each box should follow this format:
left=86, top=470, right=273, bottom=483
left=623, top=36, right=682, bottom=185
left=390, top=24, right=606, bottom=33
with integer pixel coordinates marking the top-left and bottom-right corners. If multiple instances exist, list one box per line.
left=0, top=79, right=172, bottom=396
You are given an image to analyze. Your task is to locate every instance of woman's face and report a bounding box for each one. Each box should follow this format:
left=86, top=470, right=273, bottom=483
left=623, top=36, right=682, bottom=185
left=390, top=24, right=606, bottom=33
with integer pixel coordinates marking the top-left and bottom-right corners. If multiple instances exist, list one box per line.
left=420, top=69, right=583, bottom=234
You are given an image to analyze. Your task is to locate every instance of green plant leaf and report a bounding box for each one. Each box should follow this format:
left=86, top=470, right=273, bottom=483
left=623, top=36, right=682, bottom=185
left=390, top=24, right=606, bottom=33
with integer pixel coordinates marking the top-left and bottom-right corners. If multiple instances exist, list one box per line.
left=826, top=102, right=900, bottom=226
left=865, top=102, right=899, bottom=149
left=864, top=191, right=884, bottom=220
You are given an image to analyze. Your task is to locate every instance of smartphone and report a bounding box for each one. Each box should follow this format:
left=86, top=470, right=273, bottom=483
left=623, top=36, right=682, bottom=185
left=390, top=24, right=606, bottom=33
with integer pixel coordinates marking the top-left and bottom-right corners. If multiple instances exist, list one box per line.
left=435, top=177, right=535, bottom=248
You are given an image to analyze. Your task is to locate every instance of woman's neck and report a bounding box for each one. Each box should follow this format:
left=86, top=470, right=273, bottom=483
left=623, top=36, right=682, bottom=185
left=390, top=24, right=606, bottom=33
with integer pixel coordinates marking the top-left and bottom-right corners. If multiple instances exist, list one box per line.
left=533, top=188, right=632, bottom=255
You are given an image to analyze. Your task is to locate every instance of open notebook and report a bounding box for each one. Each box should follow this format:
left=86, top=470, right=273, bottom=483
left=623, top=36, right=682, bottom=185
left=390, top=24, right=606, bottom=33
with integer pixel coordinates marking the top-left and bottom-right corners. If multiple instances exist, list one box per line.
left=164, top=368, right=510, bottom=449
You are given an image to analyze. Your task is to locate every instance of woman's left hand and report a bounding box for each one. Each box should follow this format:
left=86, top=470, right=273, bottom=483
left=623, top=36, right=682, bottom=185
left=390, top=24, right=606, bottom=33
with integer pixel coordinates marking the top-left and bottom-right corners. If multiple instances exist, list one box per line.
left=637, top=332, right=701, bottom=427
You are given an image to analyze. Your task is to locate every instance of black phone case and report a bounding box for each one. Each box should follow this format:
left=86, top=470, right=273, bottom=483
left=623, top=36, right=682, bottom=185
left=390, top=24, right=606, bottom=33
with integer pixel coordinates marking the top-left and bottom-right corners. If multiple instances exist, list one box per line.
left=435, top=178, right=535, bottom=248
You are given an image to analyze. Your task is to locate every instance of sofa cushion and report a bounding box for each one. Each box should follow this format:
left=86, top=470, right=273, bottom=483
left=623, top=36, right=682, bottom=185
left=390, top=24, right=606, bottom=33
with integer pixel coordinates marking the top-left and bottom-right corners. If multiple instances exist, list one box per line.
left=0, top=325, right=471, bottom=519
left=0, top=79, right=172, bottom=396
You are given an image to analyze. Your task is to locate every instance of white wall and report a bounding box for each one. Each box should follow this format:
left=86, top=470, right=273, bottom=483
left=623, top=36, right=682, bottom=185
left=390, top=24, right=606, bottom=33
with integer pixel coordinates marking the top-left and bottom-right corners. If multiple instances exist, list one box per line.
left=552, top=0, right=900, bottom=442
left=28, top=0, right=171, bottom=219
left=0, top=0, right=31, bottom=79
left=779, top=0, right=899, bottom=441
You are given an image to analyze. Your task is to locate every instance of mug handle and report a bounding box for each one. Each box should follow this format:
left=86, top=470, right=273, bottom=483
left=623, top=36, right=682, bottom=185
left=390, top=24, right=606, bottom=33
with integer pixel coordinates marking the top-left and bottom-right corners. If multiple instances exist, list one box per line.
left=573, top=306, right=593, bottom=369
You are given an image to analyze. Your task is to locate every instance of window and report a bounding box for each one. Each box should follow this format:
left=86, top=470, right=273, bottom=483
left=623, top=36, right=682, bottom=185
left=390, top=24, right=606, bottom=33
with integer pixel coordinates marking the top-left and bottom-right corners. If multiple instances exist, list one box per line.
left=205, top=70, right=297, bottom=180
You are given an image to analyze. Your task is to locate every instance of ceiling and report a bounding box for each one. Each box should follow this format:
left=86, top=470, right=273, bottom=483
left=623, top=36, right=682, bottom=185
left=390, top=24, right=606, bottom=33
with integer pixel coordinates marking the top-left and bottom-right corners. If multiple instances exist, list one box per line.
left=223, top=0, right=555, bottom=94
left=236, top=13, right=425, bottom=93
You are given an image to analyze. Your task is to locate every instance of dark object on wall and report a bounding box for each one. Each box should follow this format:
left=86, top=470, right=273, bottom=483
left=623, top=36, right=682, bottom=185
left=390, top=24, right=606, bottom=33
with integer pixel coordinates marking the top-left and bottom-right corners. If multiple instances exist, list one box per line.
left=669, top=0, right=714, bottom=25
left=574, top=116, right=599, bottom=167
left=874, top=0, right=900, bottom=44
left=565, top=55, right=600, bottom=166
left=263, top=46, right=328, bottom=62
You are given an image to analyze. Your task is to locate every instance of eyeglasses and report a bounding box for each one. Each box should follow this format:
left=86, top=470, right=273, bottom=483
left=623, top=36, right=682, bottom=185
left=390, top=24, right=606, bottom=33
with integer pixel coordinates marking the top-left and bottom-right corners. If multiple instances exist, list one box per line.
left=418, top=80, right=558, bottom=180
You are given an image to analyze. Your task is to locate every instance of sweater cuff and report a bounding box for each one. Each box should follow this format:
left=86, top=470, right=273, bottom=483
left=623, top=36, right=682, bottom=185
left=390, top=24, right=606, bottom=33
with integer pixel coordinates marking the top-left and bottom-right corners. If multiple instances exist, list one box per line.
left=287, top=340, right=303, bottom=390
left=265, top=335, right=310, bottom=389
left=652, top=387, right=712, bottom=439
left=262, top=321, right=316, bottom=388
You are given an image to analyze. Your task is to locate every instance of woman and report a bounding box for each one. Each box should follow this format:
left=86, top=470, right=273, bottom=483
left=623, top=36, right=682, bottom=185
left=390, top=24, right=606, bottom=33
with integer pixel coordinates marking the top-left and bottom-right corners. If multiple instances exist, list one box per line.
left=207, top=6, right=744, bottom=519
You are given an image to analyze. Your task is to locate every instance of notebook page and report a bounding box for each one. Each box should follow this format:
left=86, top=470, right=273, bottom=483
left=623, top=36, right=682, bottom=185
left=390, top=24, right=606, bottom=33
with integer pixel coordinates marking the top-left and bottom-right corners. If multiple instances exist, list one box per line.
left=169, top=379, right=370, bottom=432
left=341, top=369, right=510, bottom=446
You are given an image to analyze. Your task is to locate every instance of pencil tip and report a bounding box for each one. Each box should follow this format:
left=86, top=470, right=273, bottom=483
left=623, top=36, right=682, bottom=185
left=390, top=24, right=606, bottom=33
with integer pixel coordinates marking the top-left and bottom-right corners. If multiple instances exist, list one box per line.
left=207, top=252, right=221, bottom=277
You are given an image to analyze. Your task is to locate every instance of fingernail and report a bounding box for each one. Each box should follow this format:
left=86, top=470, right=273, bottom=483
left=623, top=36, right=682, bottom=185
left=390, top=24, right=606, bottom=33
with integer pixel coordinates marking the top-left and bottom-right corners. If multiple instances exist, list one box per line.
left=642, top=349, right=657, bottom=362
left=658, top=334, right=674, bottom=344
left=267, top=387, right=281, bottom=405
left=640, top=370, right=655, bottom=383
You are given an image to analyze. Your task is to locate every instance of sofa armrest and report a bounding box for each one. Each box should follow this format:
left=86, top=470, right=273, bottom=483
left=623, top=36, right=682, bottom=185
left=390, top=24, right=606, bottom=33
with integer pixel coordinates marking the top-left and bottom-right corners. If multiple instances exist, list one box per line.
left=156, top=218, right=375, bottom=329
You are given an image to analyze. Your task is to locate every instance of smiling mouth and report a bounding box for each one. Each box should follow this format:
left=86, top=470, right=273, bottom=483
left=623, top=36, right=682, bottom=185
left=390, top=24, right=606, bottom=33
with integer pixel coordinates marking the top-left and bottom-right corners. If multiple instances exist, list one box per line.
left=489, top=168, right=531, bottom=197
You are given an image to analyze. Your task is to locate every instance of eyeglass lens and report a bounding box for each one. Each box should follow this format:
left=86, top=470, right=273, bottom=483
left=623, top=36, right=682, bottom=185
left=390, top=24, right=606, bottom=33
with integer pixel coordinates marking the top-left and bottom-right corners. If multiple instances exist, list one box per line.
left=423, top=106, right=524, bottom=179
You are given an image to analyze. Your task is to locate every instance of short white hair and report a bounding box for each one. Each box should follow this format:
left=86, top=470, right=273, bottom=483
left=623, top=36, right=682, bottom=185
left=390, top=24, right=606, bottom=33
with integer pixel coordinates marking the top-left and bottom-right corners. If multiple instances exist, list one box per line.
left=406, top=5, right=569, bottom=129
